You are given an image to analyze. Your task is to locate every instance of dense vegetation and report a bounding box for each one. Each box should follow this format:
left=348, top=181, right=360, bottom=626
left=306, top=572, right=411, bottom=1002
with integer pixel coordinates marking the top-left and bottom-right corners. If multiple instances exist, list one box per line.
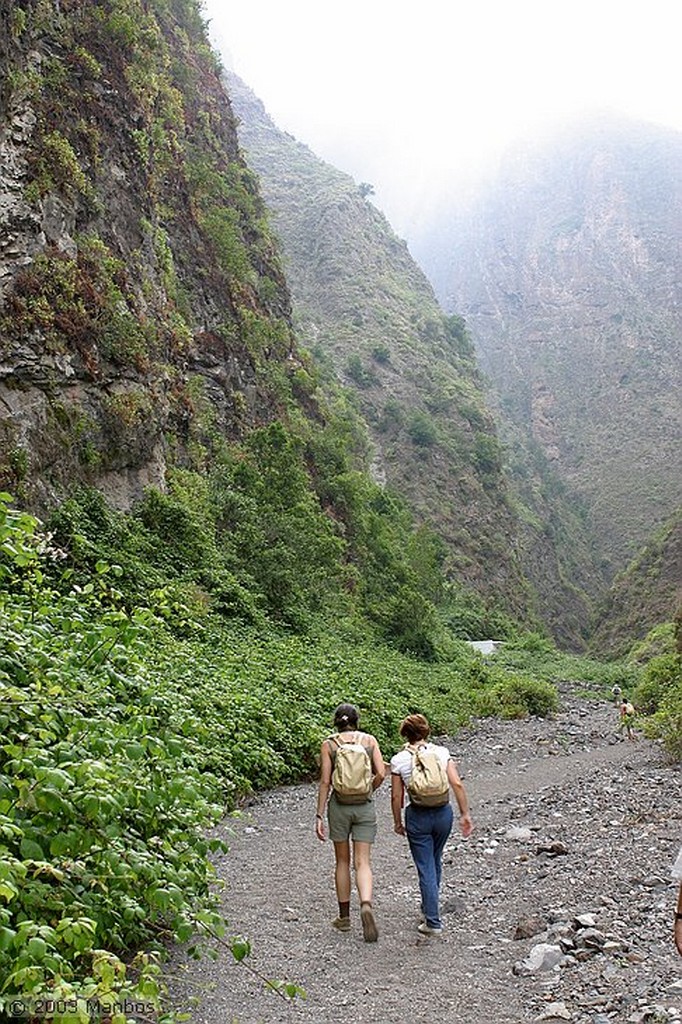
left=2, top=488, right=678, bottom=1016
left=0, top=489, right=540, bottom=1014
left=589, top=512, right=682, bottom=658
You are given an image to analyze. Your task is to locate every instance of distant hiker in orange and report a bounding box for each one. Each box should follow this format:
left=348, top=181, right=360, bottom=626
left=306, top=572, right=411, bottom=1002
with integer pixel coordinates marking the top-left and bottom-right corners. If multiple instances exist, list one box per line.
left=315, top=703, right=386, bottom=942
left=618, top=698, right=637, bottom=740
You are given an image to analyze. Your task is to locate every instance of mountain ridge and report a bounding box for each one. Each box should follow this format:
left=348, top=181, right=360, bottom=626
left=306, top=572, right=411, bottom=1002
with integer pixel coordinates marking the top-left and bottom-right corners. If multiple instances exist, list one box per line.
left=410, top=114, right=682, bottom=579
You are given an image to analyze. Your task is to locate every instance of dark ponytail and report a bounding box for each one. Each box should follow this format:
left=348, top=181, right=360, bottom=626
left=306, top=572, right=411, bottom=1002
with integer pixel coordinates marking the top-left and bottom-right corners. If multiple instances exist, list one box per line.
left=333, top=703, right=360, bottom=731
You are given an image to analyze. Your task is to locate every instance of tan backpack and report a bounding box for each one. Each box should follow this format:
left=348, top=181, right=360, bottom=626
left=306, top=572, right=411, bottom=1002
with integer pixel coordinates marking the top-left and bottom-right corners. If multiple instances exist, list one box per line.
left=406, top=743, right=450, bottom=807
left=330, top=733, right=373, bottom=804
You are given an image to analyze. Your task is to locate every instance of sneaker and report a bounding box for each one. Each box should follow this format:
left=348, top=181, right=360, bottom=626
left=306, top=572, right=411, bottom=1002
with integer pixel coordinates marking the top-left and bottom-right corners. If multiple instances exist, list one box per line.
left=360, top=904, right=378, bottom=943
left=332, top=916, right=351, bottom=931
left=417, top=921, right=443, bottom=936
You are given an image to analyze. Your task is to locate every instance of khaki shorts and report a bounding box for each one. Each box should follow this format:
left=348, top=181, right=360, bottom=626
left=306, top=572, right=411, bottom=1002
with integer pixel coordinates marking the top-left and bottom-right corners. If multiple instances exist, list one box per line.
left=327, top=793, right=377, bottom=844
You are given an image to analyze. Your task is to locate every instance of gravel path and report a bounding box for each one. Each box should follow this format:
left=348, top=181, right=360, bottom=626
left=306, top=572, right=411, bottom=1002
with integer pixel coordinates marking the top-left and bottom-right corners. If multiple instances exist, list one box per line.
left=168, top=692, right=682, bottom=1024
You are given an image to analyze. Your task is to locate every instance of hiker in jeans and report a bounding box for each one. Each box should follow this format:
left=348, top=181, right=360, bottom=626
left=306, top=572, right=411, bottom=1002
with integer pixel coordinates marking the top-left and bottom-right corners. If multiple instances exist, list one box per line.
left=391, top=713, right=473, bottom=935
left=315, top=703, right=386, bottom=941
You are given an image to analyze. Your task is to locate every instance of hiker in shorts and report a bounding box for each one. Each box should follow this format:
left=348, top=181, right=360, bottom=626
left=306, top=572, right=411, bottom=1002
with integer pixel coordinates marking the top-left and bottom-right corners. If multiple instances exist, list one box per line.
left=619, top=697, right=637, bottom=740
left=673, top=845, right=682, bottom=956
left=315, top=703, right=386, bottom=942
left=391, top=713, right=473, bottom=936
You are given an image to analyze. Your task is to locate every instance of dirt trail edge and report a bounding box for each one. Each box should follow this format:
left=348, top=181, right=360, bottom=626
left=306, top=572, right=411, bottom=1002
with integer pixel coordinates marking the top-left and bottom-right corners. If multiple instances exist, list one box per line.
left=168, top=693, right=682, bottom=1024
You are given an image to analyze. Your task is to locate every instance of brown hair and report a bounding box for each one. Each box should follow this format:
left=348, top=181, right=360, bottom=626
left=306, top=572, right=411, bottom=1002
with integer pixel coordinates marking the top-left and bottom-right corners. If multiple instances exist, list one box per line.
left=399, top=714, right=430, bottom=743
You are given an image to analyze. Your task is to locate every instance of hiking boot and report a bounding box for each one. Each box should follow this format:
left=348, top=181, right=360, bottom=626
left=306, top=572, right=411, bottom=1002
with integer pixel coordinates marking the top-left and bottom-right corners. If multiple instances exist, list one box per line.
left=417, top=921, right=443, bottom=936
left=332, top=916, right=351, bottom=931
left=360, top=904, right=378, bottom=943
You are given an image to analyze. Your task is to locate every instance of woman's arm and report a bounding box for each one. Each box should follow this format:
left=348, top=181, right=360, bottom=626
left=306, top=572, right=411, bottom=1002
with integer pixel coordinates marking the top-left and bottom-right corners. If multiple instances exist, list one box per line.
left=391, top=773, right=405, bottom=835
left=371, top=738, right=386, bottom=790
left=447, top=759, right=473, bottom=837
left=315, top=741, right=332, bottom=841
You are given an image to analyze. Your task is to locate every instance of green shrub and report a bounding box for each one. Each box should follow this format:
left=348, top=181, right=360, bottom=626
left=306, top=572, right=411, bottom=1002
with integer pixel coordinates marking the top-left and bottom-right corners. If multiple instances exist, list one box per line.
left=506, top=631, right=555, bottom=654
left=627, top=622, right=677, bottom=664
left=345, top=353, right=376, bottom=387
left=0, top=496, right=225, bottom=1009
left=370, top=343, right=390, bottom=364
left=381, top=585, right=438, bottom=659
left=378, top=398, right=404, bottom=432
left=407, top=411, right=437, bottom=447
left=26, top=130, right=93, bottom=200
left=472, top=433, right=502, bottom=475
left=474, top=673, right=558, bottom=719
left=442, top=585, right=518, bottom=640
left=634, top=652, right=682, bottom=715
left=646, top=675, right=682, bottom=761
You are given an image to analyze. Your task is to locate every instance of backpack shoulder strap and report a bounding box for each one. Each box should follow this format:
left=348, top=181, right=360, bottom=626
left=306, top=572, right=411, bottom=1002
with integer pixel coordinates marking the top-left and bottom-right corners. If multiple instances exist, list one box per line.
left=329, top=731, right=361, bottom=748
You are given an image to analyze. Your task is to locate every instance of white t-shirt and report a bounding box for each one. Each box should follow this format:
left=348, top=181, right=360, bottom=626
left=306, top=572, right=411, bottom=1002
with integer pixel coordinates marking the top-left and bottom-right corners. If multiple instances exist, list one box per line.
left=390, top=742, right=451, bottom=805
left=672, top=846, right=682, bottom=881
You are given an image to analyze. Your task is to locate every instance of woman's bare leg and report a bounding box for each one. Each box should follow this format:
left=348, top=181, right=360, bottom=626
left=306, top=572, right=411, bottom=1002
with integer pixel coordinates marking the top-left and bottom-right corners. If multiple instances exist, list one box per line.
left=353, top=840, right=378, bottom=941
left=333, top=840, right=351, bottom=902
left=352, top=840, right=373, bottom=904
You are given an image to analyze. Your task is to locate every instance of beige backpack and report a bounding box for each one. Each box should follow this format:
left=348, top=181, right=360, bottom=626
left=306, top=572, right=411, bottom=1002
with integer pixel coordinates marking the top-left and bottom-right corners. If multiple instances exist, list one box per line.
left=330, top=733, right=373, bottom=804
left=406, top=743, right=449, bottom=807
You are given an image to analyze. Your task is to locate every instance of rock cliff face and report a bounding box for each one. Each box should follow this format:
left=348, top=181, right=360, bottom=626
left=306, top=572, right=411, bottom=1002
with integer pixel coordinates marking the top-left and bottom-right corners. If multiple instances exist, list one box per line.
left=412, top=116, right=682, bottom=579
left=226, top=73, right=609, bottom=637
left=0, top=0, right=298, bottom=514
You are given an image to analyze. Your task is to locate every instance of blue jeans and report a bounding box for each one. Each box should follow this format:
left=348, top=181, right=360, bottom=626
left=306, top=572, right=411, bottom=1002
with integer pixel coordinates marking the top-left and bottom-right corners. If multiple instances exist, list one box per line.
left=405, top=802, right=453, bottom=928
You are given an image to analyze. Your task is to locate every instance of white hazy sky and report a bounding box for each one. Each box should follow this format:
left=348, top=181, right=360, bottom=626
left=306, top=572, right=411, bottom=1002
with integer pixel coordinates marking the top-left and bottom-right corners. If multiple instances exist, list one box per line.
left=200, top=0, right=682, bottom=236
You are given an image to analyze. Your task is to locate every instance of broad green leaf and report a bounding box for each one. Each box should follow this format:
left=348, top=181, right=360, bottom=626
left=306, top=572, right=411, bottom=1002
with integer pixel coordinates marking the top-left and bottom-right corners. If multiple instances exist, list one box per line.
left=27, top=936, right=47, bottom=959
left=230, top=938, right=251, bottom=962
left=19, top=837, right=45, bottom=860
left=49, top=833, right=72, bottom=857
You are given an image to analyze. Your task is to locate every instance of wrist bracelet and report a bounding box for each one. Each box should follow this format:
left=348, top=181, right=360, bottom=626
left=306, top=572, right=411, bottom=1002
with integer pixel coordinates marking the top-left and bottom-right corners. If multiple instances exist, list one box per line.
left=316, top=814, right=323, bottom=820
left=676, top=912, right=682, bottom=921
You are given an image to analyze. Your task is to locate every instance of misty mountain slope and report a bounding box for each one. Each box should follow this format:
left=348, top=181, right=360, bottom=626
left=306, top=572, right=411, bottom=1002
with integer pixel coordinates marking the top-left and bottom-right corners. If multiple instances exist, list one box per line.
left=589, top=509, right=682, bottom=657
left=226, top=72, right=609, bottom=639
left=412, top=116, right=682, bottom=579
